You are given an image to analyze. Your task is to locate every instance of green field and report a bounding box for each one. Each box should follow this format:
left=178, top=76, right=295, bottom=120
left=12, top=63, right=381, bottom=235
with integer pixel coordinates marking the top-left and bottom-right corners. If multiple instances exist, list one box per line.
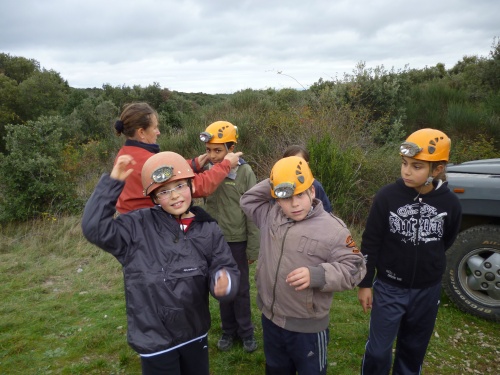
left=0, top=216, right=498, bottom=374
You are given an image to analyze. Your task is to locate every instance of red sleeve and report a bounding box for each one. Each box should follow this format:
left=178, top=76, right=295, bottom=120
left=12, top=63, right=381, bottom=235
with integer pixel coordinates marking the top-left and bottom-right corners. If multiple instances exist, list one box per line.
left=186, top=157, right=202, bottom=173
left=192, top=159, right=231, bottom=198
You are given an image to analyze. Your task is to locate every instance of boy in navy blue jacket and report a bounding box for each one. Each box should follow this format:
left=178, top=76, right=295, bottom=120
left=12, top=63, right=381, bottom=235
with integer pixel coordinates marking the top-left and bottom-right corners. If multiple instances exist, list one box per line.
left=357, top=128, right=462, bottom=375
left=82, top=151, right=240, bottom=375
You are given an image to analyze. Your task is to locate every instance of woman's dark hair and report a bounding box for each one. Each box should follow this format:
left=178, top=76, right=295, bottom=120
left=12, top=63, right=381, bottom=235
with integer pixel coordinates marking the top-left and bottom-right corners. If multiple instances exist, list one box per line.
left=283, top=144, right=309, bottom=162
left=115, top=102, right=158, bottom=137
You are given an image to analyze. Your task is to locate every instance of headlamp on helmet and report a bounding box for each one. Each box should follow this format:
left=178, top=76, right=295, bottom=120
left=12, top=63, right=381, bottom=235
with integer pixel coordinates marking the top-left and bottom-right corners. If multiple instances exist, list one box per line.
left=199, top=132, right=213, bottom=143
left=273, top=182, right=296, bottom=199
left=400, top=142, right=423, bottom=157
left=143, top=165, right=174, bottom=196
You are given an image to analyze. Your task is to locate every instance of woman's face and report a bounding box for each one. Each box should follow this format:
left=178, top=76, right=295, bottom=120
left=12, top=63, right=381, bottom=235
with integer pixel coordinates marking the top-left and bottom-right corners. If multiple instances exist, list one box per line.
left=141, top=115, right=160, bottom=144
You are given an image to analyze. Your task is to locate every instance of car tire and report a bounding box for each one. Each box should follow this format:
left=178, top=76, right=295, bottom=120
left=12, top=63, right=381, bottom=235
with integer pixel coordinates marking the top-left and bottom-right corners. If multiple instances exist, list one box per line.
left=442, top=224, right=500, bottom=322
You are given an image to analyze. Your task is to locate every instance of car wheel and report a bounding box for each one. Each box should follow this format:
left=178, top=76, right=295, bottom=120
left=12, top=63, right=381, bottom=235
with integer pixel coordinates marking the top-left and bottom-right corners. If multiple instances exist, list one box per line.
left=442, top=225, right=500, bottom=322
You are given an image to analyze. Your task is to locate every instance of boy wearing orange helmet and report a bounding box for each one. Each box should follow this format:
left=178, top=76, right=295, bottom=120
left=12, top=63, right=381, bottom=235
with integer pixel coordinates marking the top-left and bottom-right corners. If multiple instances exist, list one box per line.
left=240, top=156, right=366, bottom=375
left=357, top=128, right=462, bottom=375
left=199, top=120, right=260, bottom=353
left=82, top=152, right=240, bottom=375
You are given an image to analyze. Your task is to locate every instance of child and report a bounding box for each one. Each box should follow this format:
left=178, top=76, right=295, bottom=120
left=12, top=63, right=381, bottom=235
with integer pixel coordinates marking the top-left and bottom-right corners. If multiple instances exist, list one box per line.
left=282, top=144, right=333, bottom=213
left=240, top=156, right=366, bottom=375
left=114, top=102, right=241, bottom=214
left=82, top=151, right=240, bottom=375
left=357, top=128, right=462, bottom=375
left=199, top=120, right=260, bottom=352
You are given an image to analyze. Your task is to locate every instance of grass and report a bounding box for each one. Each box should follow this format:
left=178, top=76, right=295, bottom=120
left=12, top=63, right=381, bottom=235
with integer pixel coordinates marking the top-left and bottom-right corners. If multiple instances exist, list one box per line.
left=0, top=216, right=498, bottom=374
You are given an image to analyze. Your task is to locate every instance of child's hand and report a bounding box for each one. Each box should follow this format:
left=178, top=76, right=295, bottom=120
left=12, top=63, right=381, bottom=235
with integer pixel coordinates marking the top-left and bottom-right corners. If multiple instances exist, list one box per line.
left=358, top=287, right=373, bottom=313
left=111, top=155, right=136, bottom=181
left=286, top=267, right=310, bottom=291
left=224, top=152, right=243, bottom=168
left=214, top=269, right=229, bottom=297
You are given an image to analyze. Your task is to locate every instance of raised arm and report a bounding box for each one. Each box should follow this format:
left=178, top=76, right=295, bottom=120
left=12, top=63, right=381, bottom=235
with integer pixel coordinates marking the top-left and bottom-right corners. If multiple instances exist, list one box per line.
left=191, top=152, right=243, bottom=198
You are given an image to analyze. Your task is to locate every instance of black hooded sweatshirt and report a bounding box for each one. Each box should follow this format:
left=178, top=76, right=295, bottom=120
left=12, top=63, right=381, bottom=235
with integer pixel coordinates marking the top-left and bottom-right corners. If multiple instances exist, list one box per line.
left=358, top=178, right=462, bottom=289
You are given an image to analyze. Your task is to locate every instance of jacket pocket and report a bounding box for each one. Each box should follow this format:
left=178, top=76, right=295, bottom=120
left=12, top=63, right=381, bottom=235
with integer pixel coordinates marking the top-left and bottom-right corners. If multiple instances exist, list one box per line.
left=296, top=236, right=319, bottom=256
left=158, top=306, right=190, bottom=334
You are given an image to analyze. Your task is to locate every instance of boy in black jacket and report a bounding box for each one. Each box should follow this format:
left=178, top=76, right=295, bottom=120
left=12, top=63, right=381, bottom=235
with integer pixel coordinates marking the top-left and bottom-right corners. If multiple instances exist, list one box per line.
left=357, top=128, right=462, bottom=375
left=82, top=151, right=240, bottom=375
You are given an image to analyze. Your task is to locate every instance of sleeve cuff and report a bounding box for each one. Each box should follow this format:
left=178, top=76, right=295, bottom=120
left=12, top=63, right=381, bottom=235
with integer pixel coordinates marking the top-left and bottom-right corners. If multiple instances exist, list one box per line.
left=308, top=266, right=326, bottom=289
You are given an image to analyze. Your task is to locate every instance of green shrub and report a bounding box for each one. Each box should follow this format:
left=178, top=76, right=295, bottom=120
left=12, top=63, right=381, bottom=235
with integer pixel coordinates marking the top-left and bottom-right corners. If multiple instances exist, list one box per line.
left=451, top=134, right=500, bottom=164
left=308, top=137, right=364, bottom=223
left=0, top=117, right=82, bottom=222
left=445, top=101, right=483, bottom=135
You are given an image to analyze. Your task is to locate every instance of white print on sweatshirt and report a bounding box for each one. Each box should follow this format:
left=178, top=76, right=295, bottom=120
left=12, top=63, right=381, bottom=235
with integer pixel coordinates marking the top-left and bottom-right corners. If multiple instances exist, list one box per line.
left=389, top=203, right=448, bottom=245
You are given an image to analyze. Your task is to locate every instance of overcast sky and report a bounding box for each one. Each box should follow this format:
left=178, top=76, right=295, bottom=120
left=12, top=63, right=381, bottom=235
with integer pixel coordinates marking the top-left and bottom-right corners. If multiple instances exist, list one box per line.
left=1, top=0, right=498, bottom=94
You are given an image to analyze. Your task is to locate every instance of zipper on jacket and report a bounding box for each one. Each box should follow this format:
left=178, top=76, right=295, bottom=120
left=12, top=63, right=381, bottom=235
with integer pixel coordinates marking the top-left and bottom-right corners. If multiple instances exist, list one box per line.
left=409, top=198, right=422, bottom=287
left=270, top=225, right=290, bottom=320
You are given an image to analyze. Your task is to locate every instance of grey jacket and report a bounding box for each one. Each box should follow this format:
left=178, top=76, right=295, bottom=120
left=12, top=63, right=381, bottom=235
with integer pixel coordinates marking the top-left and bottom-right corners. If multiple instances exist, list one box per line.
left=240, top=179, right=366, bottom=333
left=82, top=174, right=240, bottom=355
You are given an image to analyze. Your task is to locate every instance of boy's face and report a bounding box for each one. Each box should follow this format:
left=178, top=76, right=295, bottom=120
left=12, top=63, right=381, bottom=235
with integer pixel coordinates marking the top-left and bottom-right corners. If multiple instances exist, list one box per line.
left=205, top=143, right=235, bottom=164
left=400, top=156, right=434, bottom=193
left=276, top=186, right=315, bottom=221
left=152, top=178, right=192, bottom=215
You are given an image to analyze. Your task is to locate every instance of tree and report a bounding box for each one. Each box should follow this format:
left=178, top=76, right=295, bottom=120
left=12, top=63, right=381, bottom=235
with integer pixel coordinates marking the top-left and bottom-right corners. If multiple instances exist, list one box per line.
left=0, top=53, right=40, bottom=84
left=65, top=96, right=119, bottom=143
left=17, top=69, right=70, bottom=121
left=0, top=116, right=80, bottom=221
left=139, top=82, right=164, bottom=109
left=0, top=74, right=20, bottom=153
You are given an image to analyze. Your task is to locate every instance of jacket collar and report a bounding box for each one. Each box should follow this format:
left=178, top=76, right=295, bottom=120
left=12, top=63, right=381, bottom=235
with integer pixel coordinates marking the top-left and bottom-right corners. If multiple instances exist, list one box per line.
left=124, top=139, right=160, bottom=154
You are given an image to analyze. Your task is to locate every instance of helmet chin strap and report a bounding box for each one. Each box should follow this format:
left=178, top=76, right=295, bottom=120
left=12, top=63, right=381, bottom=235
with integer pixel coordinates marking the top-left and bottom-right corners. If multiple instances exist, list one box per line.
left=414, top=175, right=435, bottom=201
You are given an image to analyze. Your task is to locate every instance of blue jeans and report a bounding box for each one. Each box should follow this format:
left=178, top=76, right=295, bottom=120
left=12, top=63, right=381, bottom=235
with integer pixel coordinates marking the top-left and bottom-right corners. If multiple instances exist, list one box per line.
left=262, top=314, right=329, bottom=375
left=361, top=279, right=441, bottom=375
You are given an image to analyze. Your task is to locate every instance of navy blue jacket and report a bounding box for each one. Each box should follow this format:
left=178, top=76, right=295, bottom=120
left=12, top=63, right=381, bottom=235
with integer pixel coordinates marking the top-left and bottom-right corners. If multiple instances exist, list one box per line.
left=313, top=179, right=333, bottom=213
left=82, top=174, right=240, bottom=355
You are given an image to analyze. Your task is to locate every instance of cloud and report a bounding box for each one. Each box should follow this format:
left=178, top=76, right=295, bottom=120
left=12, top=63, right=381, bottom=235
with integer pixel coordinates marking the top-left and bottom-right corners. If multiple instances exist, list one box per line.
left=1, top=0, right=498, bottom=93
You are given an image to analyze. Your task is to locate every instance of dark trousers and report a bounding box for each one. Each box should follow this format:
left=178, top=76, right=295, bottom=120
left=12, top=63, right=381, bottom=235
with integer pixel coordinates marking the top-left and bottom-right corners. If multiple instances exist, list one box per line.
left=262, top=314, right=329, bottom=375
left=140, top=336, right=209, bottom=375
left=219, top=241, right=254, bottom=338
left=361, top=279, right=441, bottom=375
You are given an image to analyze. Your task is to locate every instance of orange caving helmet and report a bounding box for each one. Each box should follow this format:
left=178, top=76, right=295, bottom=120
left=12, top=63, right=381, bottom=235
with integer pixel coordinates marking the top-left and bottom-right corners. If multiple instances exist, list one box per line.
left=141, top=152, right=195, bottom=196
left=269, top=156, right=314, bottom=199
left=199, top=121, right=238, bottom=144
left=400, top=128, right=451, bottom=162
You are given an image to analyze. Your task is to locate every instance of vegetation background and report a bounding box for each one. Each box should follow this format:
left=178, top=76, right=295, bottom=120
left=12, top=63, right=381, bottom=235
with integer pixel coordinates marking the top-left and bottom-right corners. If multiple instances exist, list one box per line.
left=0, top=37, right=499, bottom=374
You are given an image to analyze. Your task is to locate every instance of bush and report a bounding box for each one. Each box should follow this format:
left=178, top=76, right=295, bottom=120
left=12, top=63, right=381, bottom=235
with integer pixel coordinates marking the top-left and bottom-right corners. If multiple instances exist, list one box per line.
left=0, top=117, right=82, bottom=222
left=308, top=137, right=364, bottom=223
left=451, top=134, right=500, bottom=164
